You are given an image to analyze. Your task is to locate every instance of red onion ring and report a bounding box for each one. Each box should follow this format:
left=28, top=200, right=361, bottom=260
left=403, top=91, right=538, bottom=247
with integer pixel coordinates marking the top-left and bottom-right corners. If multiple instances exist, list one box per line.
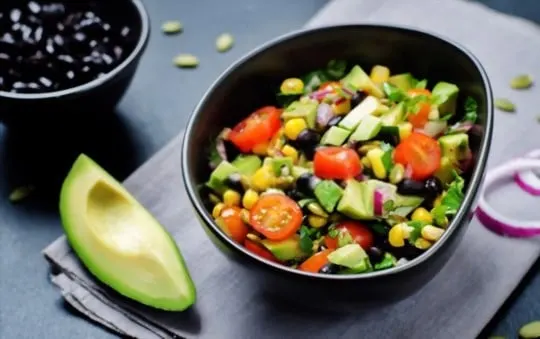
left=476, top=158, right=540, bottom=237
left=514, top=149, right=540, bottom=196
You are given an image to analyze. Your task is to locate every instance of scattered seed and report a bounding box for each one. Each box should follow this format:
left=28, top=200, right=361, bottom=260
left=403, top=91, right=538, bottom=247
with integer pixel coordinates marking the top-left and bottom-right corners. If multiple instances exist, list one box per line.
left=161, top=20, right=183, bottom=34
left=216, top=33, right=234, bottom=53
left=510, top=74, right=533, bottom=90
left=537, top=115, right=540, bottom=123
left=173, top=54, right=199, bottom=68
left=519, top=321, right=540, bottom=339
left=494, top=98, right=516, bottom=113
left=9, top=185, right=35, bottom=203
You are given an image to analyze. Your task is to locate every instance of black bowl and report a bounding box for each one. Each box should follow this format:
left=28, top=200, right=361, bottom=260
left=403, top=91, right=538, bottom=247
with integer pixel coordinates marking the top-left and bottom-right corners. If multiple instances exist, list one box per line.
left=182, top=24, right=493, bottom=308
left=0, top=0, right=150, bottom=126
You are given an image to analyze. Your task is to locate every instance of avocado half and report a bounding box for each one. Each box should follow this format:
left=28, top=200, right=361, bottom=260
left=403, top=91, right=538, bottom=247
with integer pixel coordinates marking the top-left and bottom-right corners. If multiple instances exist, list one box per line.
left=59, top=154, right=196, bottom=311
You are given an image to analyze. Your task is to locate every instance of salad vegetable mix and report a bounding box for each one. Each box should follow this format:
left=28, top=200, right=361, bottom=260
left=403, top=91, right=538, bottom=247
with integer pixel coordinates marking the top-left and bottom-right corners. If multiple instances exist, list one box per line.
left=203, top=60, right=476, bottom=274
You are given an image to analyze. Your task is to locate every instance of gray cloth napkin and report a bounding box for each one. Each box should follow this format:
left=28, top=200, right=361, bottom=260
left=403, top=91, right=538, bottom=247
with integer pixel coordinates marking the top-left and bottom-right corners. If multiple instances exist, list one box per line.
left=43, top=0, right=540, bottom=338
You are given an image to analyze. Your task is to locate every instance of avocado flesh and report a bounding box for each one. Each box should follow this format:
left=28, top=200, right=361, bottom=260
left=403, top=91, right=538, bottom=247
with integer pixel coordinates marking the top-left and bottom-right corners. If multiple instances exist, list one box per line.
left=349, top=115, right=382, bottom=142
left=261, top=235, right=307, bottom=261
left=282, top=100, right=318, bottom=129
left=321, top=126, right=351, bottom=146
left=60, top=154, right=196, bottom=311
left=431, top=81, right=459, bottom=116
left=388, top=73, right=414, bottom=91
left=341, top=65, right=384, bottom=98
left=232, top=155, right=261, bottom=176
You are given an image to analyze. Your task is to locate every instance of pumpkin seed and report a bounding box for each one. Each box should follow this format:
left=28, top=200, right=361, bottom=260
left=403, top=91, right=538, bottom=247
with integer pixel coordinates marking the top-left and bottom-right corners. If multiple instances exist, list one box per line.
left=9, top=185, right=35, bottom=203
left=161, top=20, right=183, bottom=34
left=216, top=33, right=234, bottom=53
left=519, top=321, right=540, bottom=339
left=494, top=98, right=516, bottom=113
left=537, top=115, right=540, bottom=123
left=173, top=54, right=199, bottom=68
left=510, top=74, right=533, bottom=90
left=307, top=201, right=328, bottom=217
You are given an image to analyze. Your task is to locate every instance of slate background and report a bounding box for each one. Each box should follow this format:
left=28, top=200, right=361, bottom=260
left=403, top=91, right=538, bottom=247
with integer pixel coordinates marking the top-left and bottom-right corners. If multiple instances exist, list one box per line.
left=0, top=0, right=538, bottom=338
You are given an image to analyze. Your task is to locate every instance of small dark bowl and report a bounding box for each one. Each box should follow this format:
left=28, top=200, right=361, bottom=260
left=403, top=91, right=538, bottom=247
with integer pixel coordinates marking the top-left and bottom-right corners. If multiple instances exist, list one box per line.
left=182, top=25, right=493, bottom=309
left=0, top=0, right=150, bottom=126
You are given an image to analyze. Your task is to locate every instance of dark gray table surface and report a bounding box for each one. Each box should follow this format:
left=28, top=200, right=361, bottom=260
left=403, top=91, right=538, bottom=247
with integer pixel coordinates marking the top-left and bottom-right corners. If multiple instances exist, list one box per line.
left=0, top=1, right=538, bottom=338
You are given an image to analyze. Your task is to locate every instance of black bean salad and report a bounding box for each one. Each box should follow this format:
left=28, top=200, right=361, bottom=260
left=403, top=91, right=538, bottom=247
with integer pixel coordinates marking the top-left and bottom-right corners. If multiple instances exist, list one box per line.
left=205, top=60, right=476, bottom=274
left=0, top=1, right=139, bottom=93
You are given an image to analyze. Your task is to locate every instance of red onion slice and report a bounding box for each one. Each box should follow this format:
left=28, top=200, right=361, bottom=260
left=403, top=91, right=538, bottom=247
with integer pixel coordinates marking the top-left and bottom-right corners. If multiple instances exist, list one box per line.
left=374, top=190, right=384, bottom=216
left=514, top=149, right=540, bottom=196
left=476, top=158, right=540, bottom=238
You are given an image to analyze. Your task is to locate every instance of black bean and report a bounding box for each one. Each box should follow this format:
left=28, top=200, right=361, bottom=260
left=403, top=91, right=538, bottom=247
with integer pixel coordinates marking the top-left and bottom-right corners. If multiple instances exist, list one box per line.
left=424, top=177, right=443, bottom=197
left=295, top=129, right=320, bottom=160
left=10, top=9, right=21, bottom=23
left=351, top=91, right=367, bottom=107
left=225, top=173, right=244, bottom=194
left=295, top=173, right=320, bottom=196
left=319, top=263, right=340, bottom=274
left=367, top=247, right=384, bottom=264
left=397, top=179, right=426, bottom=196
left=285, top=188, right=304, bottom=200
left=27, top=15, right=42, bottom=26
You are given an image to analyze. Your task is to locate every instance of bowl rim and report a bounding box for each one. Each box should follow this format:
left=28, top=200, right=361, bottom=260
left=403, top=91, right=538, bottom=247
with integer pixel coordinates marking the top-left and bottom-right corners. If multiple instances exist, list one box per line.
left=182, top=23, right=494, bottom=280
left=0, top=0, right=151, bottom=100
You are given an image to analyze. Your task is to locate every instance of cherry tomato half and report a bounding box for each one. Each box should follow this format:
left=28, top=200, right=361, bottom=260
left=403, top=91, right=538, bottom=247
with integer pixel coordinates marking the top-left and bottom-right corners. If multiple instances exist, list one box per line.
left=299, top=249, right=333, bottom=273
left=407, top=102, right=431, bottom=129
left=244, top=239, right=279, bottom=263
left=249, top=194, right=303, bottom=241
left=228, top=106, right=282, bottom=153
left=394, top=132, right=441, bottom=181
left=324, top=221, right=374, bottom=250
left=216, top=206, right=249, bottom=244
left=314, top=147, right=362, bottom=180
left=319, top=81, right=341, bottom=92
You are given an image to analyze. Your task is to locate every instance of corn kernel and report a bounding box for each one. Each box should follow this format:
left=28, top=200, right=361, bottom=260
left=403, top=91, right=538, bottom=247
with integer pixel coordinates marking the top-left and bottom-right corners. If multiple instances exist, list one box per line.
left=331, top=99, right=351, bottom=116
left=223, top=190, right=241, bottom=206
left=284, top=118, right=308, bottom=140
left=251, top=166, right=275, bottom=192
left=398, top=122, right=413, bottom=141
left=411, top=207, right=433, bottom=224
left=434, top=195, right=443, bottom=207
left=308, top=215, right=327, bottom=228
left=246, top=233, right=261, bottom=242
left=281, top=144, right=298, bottom=163
left=421, top=225, right=444, bottom=241
left=240, top=208, right=250, bottom=224
left=212, top=203, right=225, bottom=219
left=414, top=238, right=433, bottom=250
left=252, top=142, right=269, bottom=156
left=388, top=224, right=405, bottom=247
left=362, top=156, right=372, bottom=169
left=280, top=78, right=304, bottom=95
left=367, top=148, right=387, bottom=180
left=370, top=65, right=390, bottom=84
left=242, top=189, right=259, bottom=210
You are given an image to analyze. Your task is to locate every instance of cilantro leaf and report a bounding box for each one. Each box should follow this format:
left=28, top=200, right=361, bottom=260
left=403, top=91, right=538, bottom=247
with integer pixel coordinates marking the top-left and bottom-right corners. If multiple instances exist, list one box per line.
left=406, top=94, right=430, bottom=114
left=430, top=172, right=465, bottom=225
left=326, top=59, right=348, bottom=80
left=407, top=220, right=428, bottom=244
left=383, top=199, right=395, bottom=213
left=463, top=96, right=478, bottom=123
left=302, top=71, right=329, bottom=93
left=383, top=82, right=407, bottom=102
left=374, top=253, right=397, bottom=270
left=371, top=223, right=389, bottom=236
left=299, top=226, right=314, bottom=254
left=327, top=224, right=339, bottom=238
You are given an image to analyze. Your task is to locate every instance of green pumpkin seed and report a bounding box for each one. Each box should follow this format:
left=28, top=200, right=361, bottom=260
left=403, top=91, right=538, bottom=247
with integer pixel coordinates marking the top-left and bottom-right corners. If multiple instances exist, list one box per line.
left=307, top=201, right=328, bottom=217
left=510, top=74, right=533, bottom=90
left=161, top=20, right=183, bottom=34
left=389, top=164, right=405, bottom=184
left=494, top=98, right=516, bottom=113
left=216, top=33, right=234, bottom=53
left=9, top=185, right=35, bottom=203
left=173, top=54, right=199, bottom=68
left=519, top=321, right=540, bottom=339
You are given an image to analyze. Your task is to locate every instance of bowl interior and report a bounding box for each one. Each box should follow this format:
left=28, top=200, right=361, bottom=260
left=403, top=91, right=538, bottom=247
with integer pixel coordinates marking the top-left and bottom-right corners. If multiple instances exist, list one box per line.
left=184, top=24, right=492, bottom=276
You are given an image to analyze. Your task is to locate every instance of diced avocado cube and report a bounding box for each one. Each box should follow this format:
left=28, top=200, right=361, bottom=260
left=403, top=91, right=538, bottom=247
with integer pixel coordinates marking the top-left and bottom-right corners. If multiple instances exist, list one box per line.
left=270, top=157, right=294, bottom=176
left=341, top=65, right=384, bottom=98
left=328, top=244, right=371, bottom=273
left=439, top=133, right=469, bottom=164
left=321, top=126, right=352, bottom=146
left=206, top=161, right=239, bottom=193
left=337, top=180, right=375, bottom=220
left=431, top=81, right=460, bottom=116
left=231, top=155, right=262, bottom=176
left=338, top=95, right=380, bottom=131
left=314, top=180, right=344, bottom=213
left=388, top=73, right=415, bottom=91
left=282, top=100, right=318, bottom=129
left=435, top=156, right=457, bottom=185
left=380, top=102, right=406, bottom=126
left=374, top=253, right=397, bottom=270
left=349, top=115, right=383, bottom=142
left=261, top=235, right=309, bottom=261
